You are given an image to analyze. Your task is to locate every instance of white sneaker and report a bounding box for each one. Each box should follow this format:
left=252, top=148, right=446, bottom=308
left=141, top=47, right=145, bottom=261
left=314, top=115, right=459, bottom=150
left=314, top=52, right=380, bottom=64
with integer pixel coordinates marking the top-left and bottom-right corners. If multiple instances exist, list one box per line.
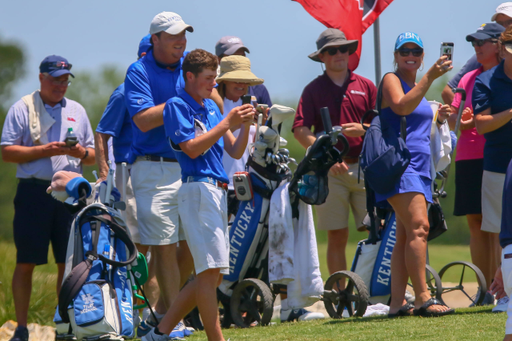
left=492, top=296, right=509, bottom=313
left=142, top=329, right=185, bottom=341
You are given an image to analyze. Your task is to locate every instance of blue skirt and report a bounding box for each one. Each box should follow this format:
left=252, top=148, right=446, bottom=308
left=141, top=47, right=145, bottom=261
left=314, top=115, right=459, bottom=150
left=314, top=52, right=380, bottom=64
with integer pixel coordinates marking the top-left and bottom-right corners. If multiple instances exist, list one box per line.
left=375, top=171, right=433, bottom=204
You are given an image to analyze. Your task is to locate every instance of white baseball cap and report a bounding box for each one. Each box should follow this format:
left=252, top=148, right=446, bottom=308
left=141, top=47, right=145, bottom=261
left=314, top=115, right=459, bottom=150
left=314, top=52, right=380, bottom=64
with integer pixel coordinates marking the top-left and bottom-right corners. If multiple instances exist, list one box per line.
left=149, top=12, right=194, bottom=35
left=492, top=2, right=512, bottom=21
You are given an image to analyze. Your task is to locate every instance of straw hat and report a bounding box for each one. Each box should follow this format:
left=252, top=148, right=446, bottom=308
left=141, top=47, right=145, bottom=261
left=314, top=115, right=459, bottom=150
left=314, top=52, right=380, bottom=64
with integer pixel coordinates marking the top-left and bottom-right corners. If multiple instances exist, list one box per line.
left=216, top=55, right=263, bottom=86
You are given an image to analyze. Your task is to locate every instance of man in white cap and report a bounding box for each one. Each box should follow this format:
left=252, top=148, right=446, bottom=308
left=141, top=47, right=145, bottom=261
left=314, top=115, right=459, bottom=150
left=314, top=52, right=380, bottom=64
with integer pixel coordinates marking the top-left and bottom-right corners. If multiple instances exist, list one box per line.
left=441, top=2, right=512, bottom=104
left=124, top=12, right=202, bottom=338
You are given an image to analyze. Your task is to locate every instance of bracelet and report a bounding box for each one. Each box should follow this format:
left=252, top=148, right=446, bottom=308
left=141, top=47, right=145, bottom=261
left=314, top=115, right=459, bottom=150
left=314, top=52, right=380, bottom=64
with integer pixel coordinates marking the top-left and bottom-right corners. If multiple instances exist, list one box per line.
left=437, top=119, right=446, bottom=125
left=81, top=149, right=89, bottom=160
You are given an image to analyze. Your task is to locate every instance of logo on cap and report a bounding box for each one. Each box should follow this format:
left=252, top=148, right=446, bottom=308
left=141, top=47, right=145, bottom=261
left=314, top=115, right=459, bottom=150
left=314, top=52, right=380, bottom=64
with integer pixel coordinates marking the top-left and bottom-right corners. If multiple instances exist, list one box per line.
left=399, top=32, right=420, bottom=42
left=167, top=15, right=183, bottom=23
left=227, top=37, right=241, bottom=44
left=477, top=24, right=486, bottom=31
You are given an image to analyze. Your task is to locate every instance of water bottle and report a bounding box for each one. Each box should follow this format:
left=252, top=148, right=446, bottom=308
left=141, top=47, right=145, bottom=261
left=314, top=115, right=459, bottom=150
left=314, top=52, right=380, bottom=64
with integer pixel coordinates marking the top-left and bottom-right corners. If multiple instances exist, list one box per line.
left=65, top=127, right=78, bottom=147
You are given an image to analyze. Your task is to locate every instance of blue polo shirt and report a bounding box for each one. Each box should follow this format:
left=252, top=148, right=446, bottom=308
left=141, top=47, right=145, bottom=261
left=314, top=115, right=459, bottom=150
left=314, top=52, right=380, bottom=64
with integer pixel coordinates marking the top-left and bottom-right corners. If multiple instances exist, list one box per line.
left=473, top=61, right=512, bottom=174
left=124, top=49, right=187, bottom=159
left=163, top=88, right=228, bottom=184
left=96, top=84, right=133, bottom=163
left=501, top=159, right=512, bottom=248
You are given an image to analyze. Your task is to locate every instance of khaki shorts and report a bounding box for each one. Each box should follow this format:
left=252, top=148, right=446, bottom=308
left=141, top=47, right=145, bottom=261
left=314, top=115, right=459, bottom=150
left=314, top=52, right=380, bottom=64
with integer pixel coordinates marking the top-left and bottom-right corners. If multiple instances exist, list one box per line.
left=115, top=163, right=139, bottom=243
left=315, top=162, right=366, bottom=231
left=131, top=160, right=185, bottom=245
left=481, top=170, right=506, bottom=233
left=179, top=182, right=229, bottom=275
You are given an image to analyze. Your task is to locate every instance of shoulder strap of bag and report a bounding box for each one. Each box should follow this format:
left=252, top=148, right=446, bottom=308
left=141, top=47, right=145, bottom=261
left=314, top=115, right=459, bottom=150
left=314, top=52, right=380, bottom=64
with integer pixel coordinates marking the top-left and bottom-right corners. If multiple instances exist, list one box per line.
left=377, top=72, right=407, bottom=141
left=58, top=257, right=94, bottom=323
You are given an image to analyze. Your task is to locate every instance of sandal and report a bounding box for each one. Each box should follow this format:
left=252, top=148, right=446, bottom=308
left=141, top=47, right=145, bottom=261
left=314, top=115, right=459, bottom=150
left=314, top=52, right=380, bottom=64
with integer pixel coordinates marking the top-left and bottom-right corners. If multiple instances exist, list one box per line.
left=388, top=303, right=414, bottom=318
left=413, top=298, right=454, bottom=317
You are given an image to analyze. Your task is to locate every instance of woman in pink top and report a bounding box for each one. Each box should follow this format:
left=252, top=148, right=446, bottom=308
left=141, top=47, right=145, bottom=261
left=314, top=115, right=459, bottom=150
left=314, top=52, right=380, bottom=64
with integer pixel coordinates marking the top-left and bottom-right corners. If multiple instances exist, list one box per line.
left=449, top=23, right=503, bottom=291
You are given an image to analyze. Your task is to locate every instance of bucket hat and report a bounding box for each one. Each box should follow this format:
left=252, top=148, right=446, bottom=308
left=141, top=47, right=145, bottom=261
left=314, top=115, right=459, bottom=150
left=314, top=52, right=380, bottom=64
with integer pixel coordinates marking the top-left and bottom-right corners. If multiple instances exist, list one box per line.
left=216, top=55, right=263, bottom=86
left=308, top=28, right=358, bottom=62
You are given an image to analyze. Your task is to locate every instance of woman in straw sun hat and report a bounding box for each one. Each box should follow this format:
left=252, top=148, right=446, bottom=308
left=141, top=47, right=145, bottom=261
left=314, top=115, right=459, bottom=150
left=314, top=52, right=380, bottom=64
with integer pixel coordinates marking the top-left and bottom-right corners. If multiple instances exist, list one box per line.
left=216, top=55, right=264, bottom=217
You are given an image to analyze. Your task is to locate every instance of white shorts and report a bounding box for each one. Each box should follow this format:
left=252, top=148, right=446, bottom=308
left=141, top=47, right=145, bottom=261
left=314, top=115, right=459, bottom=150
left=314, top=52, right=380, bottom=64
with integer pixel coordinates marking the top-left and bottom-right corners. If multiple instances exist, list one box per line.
left=315, top=162, right=366, bottom=230
left=178, top=182, right=229, bottom=275
left=501, top=244, right=512, bottom=335
left=481, top=170, right=506, bottom=233
left=115, top=163, right=140, bottom=244
left=131, top=160, right=185, bottom=245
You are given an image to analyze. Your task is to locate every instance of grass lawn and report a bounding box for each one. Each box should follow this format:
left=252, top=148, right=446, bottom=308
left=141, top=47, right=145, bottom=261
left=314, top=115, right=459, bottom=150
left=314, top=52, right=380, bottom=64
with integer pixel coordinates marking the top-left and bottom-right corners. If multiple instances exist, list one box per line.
left=186, top=307, right=505, bottom=341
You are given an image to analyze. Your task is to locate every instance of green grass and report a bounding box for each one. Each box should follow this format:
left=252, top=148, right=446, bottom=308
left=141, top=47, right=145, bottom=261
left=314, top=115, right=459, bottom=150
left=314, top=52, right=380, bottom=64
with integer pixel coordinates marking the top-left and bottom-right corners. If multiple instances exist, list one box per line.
left=0, top=239, right=474, bottom=328
left=182, top=307, right=505, bottom=341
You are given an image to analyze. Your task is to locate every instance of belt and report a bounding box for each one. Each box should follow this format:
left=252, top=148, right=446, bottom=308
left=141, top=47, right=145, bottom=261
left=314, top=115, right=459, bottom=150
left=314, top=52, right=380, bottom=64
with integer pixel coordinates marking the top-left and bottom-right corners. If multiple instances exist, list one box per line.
left=19, top=178, right=51, bottom=186
left=137, top=155, right=178, bottom=162
left=186, top=176, right=228, bottom=192
left=343, top=156, right=359, bottom=164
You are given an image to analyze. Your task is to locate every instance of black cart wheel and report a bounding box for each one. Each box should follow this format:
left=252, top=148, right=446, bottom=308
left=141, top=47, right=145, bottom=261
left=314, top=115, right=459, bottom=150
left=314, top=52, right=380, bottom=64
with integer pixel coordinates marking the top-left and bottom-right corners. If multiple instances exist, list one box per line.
left=230, top=278, right=274, bottom=328
left=185, top=288, right=234, bottom=330
left=323, top=270, right=369, bottom=318
left=439, top=261, right=487, bottom=307
left=407, top=264, right=443, bottom=302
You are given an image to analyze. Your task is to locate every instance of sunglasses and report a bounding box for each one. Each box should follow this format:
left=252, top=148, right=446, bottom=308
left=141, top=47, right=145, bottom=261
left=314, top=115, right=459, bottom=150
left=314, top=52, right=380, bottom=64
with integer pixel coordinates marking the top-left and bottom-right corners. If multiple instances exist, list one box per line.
left=323, top=46, right=349, bottom=55
left=42, top=61, right=73, bottom=70
left=397, top=48, right=424, bottom=57
left=471, top=39, right=497, bottom=47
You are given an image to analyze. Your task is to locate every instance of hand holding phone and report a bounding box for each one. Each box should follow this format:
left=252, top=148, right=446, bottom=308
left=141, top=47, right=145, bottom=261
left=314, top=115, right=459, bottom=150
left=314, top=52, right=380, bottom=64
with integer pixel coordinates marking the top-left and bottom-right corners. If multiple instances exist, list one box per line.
left=440, top=42, right=454, bottom=66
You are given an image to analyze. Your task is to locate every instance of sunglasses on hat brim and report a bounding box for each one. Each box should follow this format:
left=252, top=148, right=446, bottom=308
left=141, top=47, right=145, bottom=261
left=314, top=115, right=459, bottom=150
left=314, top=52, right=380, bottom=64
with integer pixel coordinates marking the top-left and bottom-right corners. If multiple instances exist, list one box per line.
left=42, top=61, right=72, bottom=70
left=397, top=48, right=424, bottom=57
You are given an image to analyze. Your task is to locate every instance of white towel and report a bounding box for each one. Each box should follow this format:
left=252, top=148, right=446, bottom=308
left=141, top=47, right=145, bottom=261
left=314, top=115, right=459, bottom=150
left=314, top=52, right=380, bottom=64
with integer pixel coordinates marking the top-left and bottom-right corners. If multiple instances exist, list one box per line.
left=268, top=183, right=295, bottom=284
left=21, top=90, right=55, bottom=145
left=430, top=121, right=452, bottom=179
left=269, top=183, right=324, bottom=309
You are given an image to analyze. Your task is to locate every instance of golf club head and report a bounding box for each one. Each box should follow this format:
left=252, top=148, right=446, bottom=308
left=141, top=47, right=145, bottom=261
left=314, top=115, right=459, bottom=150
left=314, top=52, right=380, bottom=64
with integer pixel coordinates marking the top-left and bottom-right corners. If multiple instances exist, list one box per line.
left=268, top=104, right=296, bottom=131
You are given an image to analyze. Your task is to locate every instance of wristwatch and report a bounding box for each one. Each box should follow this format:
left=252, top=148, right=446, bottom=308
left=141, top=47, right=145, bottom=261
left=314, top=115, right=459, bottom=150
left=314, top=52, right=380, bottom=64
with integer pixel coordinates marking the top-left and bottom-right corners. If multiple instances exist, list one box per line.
left=81, top=148, right=89, bottom=160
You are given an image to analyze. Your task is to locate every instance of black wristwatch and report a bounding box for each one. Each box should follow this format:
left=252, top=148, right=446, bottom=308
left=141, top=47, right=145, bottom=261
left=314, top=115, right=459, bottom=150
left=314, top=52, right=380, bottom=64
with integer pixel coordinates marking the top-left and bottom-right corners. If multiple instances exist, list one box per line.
left=437, top=118, right=446, bottom=125
left=81, top=149, right=89, bottom=160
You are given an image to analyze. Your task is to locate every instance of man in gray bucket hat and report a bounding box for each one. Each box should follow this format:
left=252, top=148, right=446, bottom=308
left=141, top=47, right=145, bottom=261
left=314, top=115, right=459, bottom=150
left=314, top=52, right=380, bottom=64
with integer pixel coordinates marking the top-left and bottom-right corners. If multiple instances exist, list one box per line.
left=293, top=28, right=377, bottom=283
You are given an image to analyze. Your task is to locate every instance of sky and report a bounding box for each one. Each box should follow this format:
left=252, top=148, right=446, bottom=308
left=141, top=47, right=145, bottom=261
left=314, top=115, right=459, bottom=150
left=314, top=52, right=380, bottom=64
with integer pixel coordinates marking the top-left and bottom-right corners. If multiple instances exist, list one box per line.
left=0, top=0, right=504, bottom=106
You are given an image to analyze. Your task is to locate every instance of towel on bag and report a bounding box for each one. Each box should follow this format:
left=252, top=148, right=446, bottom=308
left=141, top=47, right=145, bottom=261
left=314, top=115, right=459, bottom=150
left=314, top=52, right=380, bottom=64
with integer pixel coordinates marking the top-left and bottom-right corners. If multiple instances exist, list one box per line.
left=269, top=183, right=324, bottom=309
left=430, top=118, right=452, bottom=178
left=21, top=90, right=56, bottom=145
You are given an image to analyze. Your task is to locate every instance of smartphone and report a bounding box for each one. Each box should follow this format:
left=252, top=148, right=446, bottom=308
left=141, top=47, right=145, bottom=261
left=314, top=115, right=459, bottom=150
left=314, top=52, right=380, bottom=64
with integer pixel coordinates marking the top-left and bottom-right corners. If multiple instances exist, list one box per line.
left=241, top=95, right=252, bottom=105
left=440, top=42, right=454, bottom=61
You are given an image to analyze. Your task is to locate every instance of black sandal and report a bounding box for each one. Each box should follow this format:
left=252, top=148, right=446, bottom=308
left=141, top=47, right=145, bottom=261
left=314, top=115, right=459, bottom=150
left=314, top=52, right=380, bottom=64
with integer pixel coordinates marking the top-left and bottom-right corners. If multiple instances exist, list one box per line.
left=413, top=298, right=454, bottom=317
left=388, top=303, right=414, bottom=318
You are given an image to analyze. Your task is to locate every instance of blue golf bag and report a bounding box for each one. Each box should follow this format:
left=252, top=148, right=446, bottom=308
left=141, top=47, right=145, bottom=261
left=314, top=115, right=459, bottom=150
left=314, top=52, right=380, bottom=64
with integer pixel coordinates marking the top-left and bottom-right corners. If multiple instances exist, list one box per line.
left=54, top=178, right=138, bottom=341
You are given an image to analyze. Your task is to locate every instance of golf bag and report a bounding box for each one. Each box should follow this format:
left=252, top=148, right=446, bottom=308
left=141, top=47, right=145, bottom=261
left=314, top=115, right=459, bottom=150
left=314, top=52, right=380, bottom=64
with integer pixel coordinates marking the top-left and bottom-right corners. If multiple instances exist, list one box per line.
left=55, top=178, right=138, bottom=341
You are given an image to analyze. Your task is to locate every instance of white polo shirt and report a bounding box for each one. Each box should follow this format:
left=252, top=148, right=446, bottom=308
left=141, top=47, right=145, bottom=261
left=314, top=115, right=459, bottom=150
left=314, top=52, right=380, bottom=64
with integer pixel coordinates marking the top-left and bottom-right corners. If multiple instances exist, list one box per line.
left=1, top=97, right=94, bottom=180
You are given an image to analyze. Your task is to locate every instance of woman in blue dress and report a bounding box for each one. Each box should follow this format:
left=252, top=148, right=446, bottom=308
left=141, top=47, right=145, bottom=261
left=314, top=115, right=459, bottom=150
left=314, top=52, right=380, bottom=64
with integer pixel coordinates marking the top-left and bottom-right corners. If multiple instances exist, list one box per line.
left=378, top=32, right=454, bottom=317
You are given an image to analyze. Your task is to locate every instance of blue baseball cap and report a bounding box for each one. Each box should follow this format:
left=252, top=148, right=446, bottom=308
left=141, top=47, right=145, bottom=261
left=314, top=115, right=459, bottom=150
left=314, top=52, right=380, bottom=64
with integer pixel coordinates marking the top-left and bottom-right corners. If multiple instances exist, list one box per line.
left=39, top=55, right=74, bottom=78
left=138, top=34, right=152, bottom=58
left=395, top=32, right=424, bottom=51
left=466, top=23, right=505, bottom=42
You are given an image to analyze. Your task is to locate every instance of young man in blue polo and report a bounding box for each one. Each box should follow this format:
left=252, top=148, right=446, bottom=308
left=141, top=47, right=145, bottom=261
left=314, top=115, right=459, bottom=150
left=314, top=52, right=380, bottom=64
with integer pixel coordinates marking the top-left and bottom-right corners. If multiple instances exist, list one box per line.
left=142, top=49, right=254, bottom=341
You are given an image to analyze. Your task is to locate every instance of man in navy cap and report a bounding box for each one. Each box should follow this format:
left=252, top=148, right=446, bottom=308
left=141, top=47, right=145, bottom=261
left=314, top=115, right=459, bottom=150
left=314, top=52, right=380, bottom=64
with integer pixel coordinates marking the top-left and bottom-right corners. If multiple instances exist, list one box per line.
left=1, top=55, right=95, bottom=341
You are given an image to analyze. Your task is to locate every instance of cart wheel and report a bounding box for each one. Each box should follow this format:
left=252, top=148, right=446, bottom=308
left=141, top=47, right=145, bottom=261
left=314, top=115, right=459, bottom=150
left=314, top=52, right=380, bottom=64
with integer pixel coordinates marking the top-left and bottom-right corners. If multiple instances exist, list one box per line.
left=407, top=264, right=443, bottom=302
left=230, top=278, right=274, bottom=328
left=323, top=271, right=369, bottom=318
left=439, top=261, right=487, bottom=307
left=185, top=289, right=233, bottom=330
